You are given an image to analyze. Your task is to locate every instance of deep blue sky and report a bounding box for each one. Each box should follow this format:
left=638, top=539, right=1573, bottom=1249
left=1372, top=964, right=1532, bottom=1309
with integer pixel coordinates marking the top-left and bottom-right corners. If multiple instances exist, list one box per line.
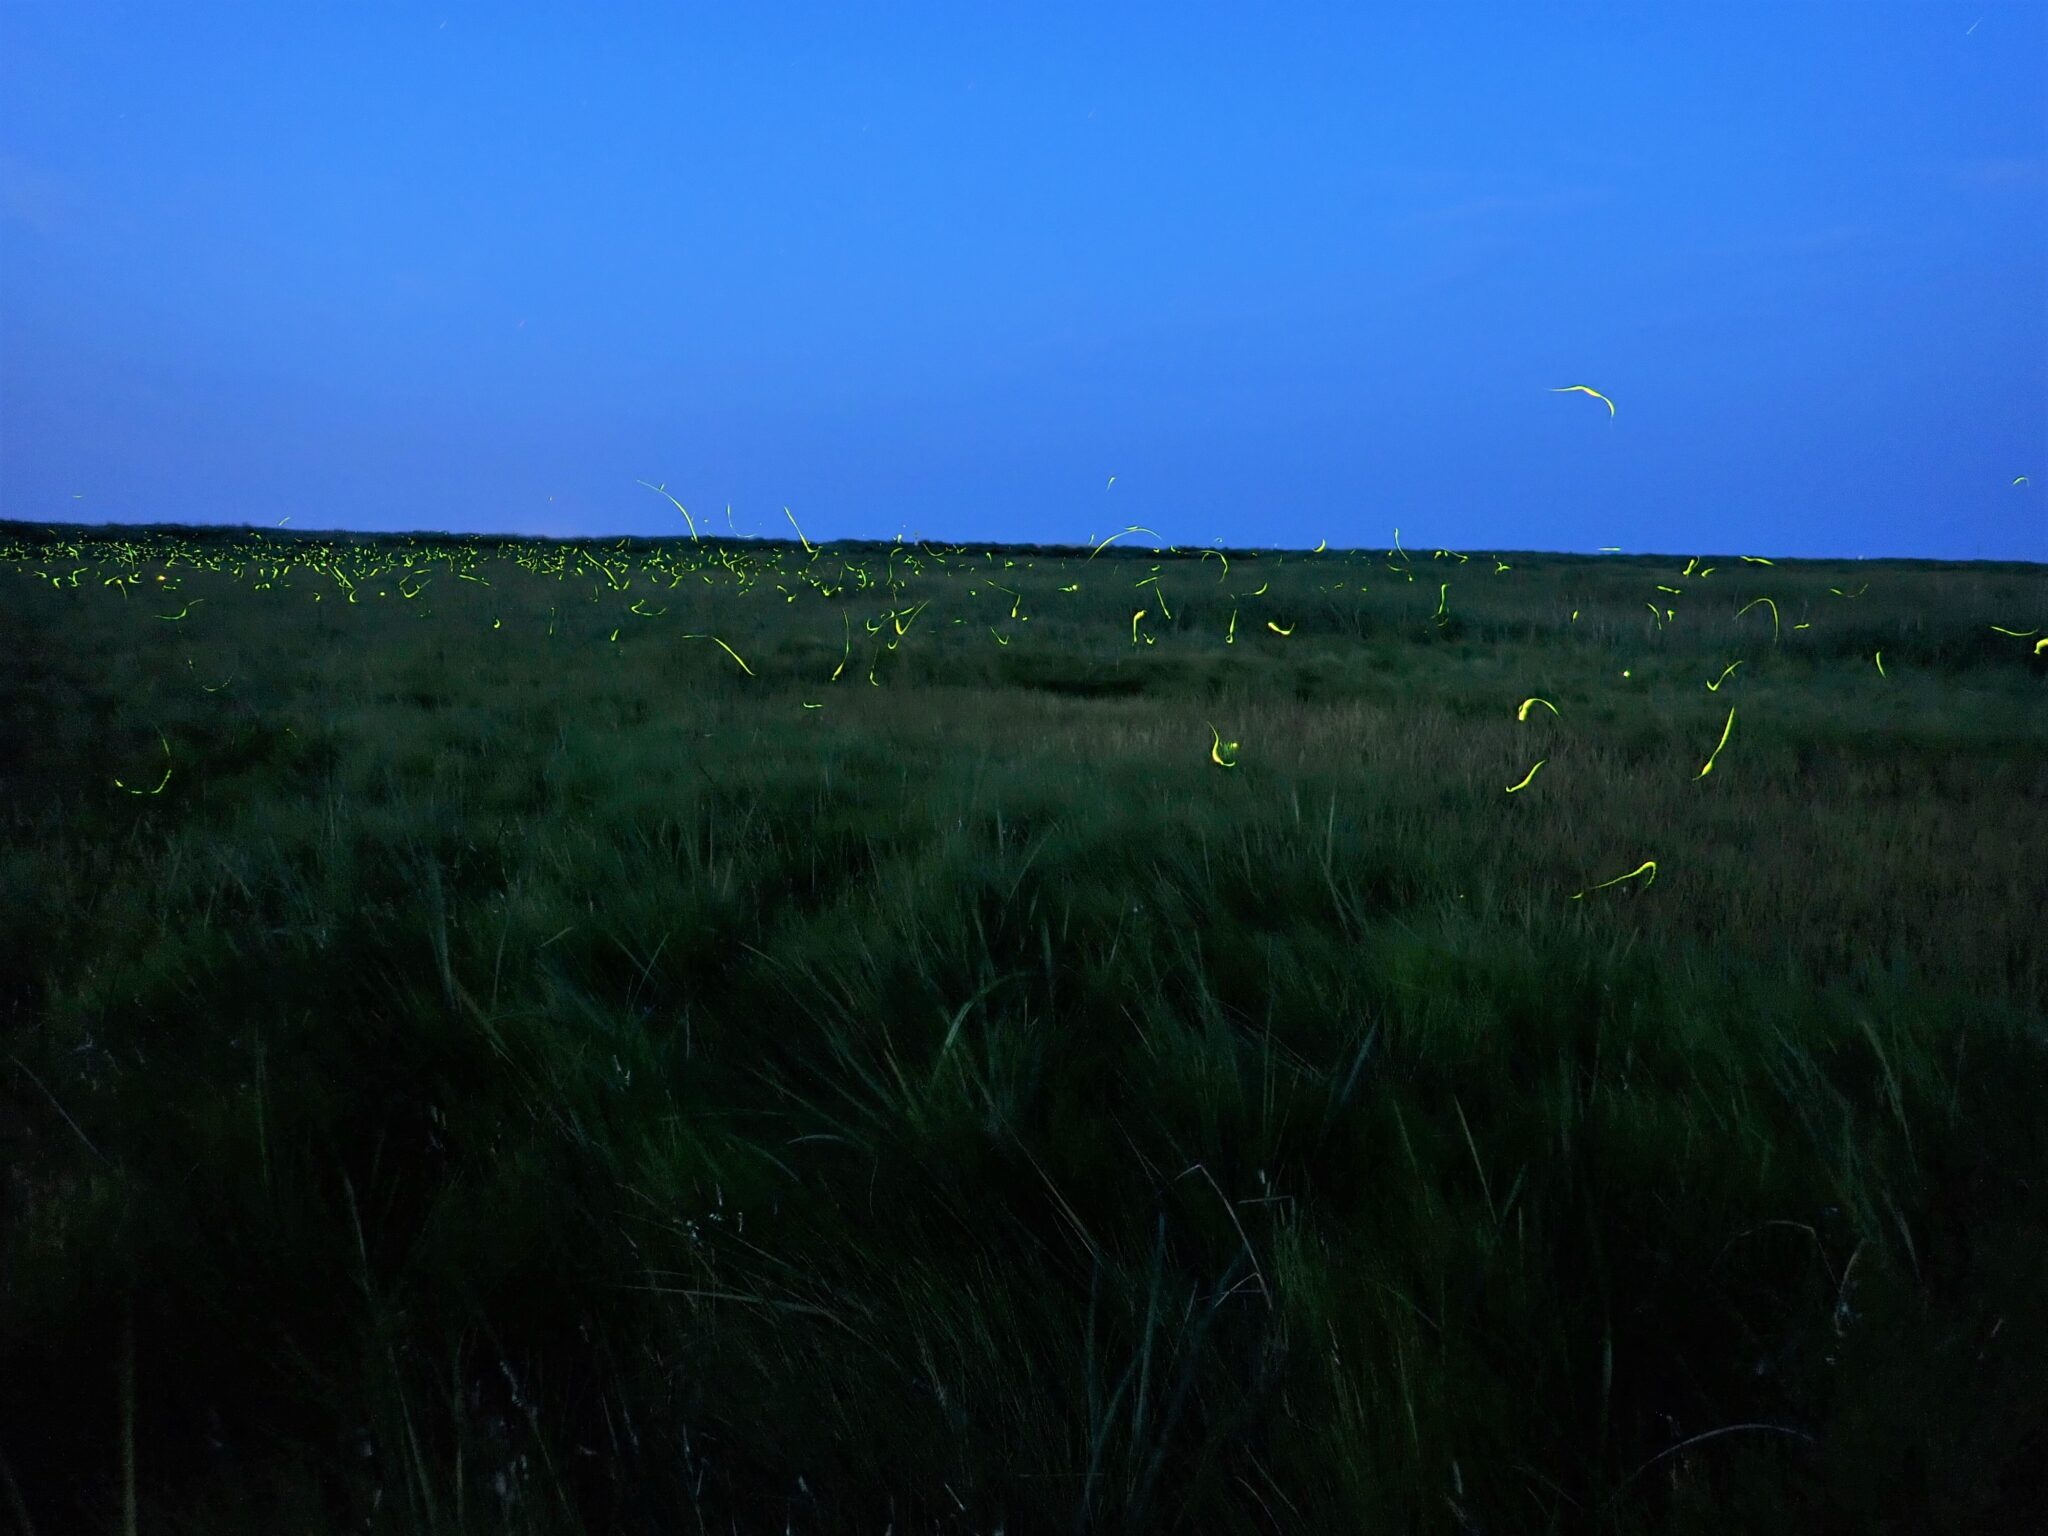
left=3, top=3, right=2043, bottom=558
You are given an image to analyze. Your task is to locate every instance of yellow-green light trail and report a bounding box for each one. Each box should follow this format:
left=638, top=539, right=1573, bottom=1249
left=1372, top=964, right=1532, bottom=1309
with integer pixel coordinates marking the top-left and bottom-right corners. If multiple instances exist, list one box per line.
left=1090, top=526, right=1163, bottom=559
left=1551, top=384, right=1616, bottom=417
left=1737, top=596, right=1780, bottom=642
left=114, top=731, right=173, bottom=796
left=785, top=507, right=817, bottom=555
left=636, top=480, right=699, bottom=542
left=681, top=634, right=756, bottom=676
left=1571, top=860, right=1657, bottom=900
left=1695, top=707, right=1736, bottom=780
left=1208, top=723, right=1239, bottom=769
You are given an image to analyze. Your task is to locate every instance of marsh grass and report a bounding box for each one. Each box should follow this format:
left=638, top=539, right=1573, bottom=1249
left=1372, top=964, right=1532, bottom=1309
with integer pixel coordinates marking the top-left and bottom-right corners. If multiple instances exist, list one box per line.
left=1, top=522, right=2043, bottom=1532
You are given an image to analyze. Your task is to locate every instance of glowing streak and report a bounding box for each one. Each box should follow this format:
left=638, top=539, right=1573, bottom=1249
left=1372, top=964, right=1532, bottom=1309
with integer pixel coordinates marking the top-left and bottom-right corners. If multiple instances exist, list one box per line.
left=1107, top=475, right=1116, bottom=489
left=2035, top=638, right=2048, bottom=655
left=991, top=629, right=1008, bottom=645
left=1060, top=583, right=1080, bottom=592
left=1550, top=385, right=1615, bottom=417
left=1266, top=620, right=1294, bottom=636
left=636, top=481, right=699, bottom=542
left=832, top=612, right=851, bottom=681
left=114, top=731, right=172, bottom=796
left=802, top=701, right=822, bottom=709
left=1434, top=584, right=1449, bottom=624
left=1706, top=661, right=1742, bottom=692
left=1089, top=526, right=1163, bottom=558
left=1226, top=609, right=1237, bottom=645
left=1517, top=697, right=1559, bottom=721
left=1313, top=538, right=1327, bottom=554
left=1737, top=596, right=1780, bottom=642
left=1739, top=555, right=1773, bottom=565
left=1133, top=576, right=1172, bottom=618
left=156, top=601, right=201, bottom=620
left=1694, top=707, right=1736, bottom=780
left=1505, top=760, right=1546, bottom=793
left=1250, top=581, right=1269, bottom=596
left=682, top=634, right=756, bottom=676
left=785, top=507, right=816, bottom=555
left=1874, top=651, right=1885, bottom=677
left=2014, top=476, right=2030, bottom=486
left=1131, top=609, right=1146, bottom=644
left=1208, top=723, right=1239, bottom=769
left=1988, top=625, right=2039, bottom=637
left=1570, top=860, right=1657, bottom=899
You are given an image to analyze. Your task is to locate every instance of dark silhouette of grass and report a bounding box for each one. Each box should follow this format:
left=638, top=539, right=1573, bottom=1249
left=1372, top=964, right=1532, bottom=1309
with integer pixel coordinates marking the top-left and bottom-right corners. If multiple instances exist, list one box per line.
left=1, top=521, right=2043, bottom=1533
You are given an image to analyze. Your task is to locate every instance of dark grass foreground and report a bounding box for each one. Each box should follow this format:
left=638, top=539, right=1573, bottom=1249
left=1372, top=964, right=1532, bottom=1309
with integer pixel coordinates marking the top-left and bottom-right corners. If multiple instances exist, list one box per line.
left=2, top=522, right=2044, bottom=1533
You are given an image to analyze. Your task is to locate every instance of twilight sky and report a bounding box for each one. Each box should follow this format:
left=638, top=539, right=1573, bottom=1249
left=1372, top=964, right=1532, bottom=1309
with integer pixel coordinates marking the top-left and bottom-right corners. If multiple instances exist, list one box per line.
left=2, top=2, right=2043, bottom=558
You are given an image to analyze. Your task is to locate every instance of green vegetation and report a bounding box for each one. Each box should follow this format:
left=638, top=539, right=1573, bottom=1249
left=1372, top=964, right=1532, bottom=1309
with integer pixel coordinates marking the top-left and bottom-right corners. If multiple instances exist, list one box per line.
left=2, top=520, right=2043, bottom=1532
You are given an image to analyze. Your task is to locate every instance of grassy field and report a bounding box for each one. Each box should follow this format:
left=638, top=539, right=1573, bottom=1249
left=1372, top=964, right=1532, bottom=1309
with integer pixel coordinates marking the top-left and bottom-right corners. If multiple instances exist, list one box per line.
left=1, top=518, right=2043, bottom=1533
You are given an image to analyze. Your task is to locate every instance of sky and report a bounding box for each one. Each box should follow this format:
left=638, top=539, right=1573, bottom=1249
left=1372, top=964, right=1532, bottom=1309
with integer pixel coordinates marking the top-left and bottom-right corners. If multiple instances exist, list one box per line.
left=1, top=2, right=2043, bottom=559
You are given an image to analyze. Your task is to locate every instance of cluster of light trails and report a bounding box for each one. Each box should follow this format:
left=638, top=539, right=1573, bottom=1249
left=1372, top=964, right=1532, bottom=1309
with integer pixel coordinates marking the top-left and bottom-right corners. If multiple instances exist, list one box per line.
left=8, top=499, right=2041, bottom=907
